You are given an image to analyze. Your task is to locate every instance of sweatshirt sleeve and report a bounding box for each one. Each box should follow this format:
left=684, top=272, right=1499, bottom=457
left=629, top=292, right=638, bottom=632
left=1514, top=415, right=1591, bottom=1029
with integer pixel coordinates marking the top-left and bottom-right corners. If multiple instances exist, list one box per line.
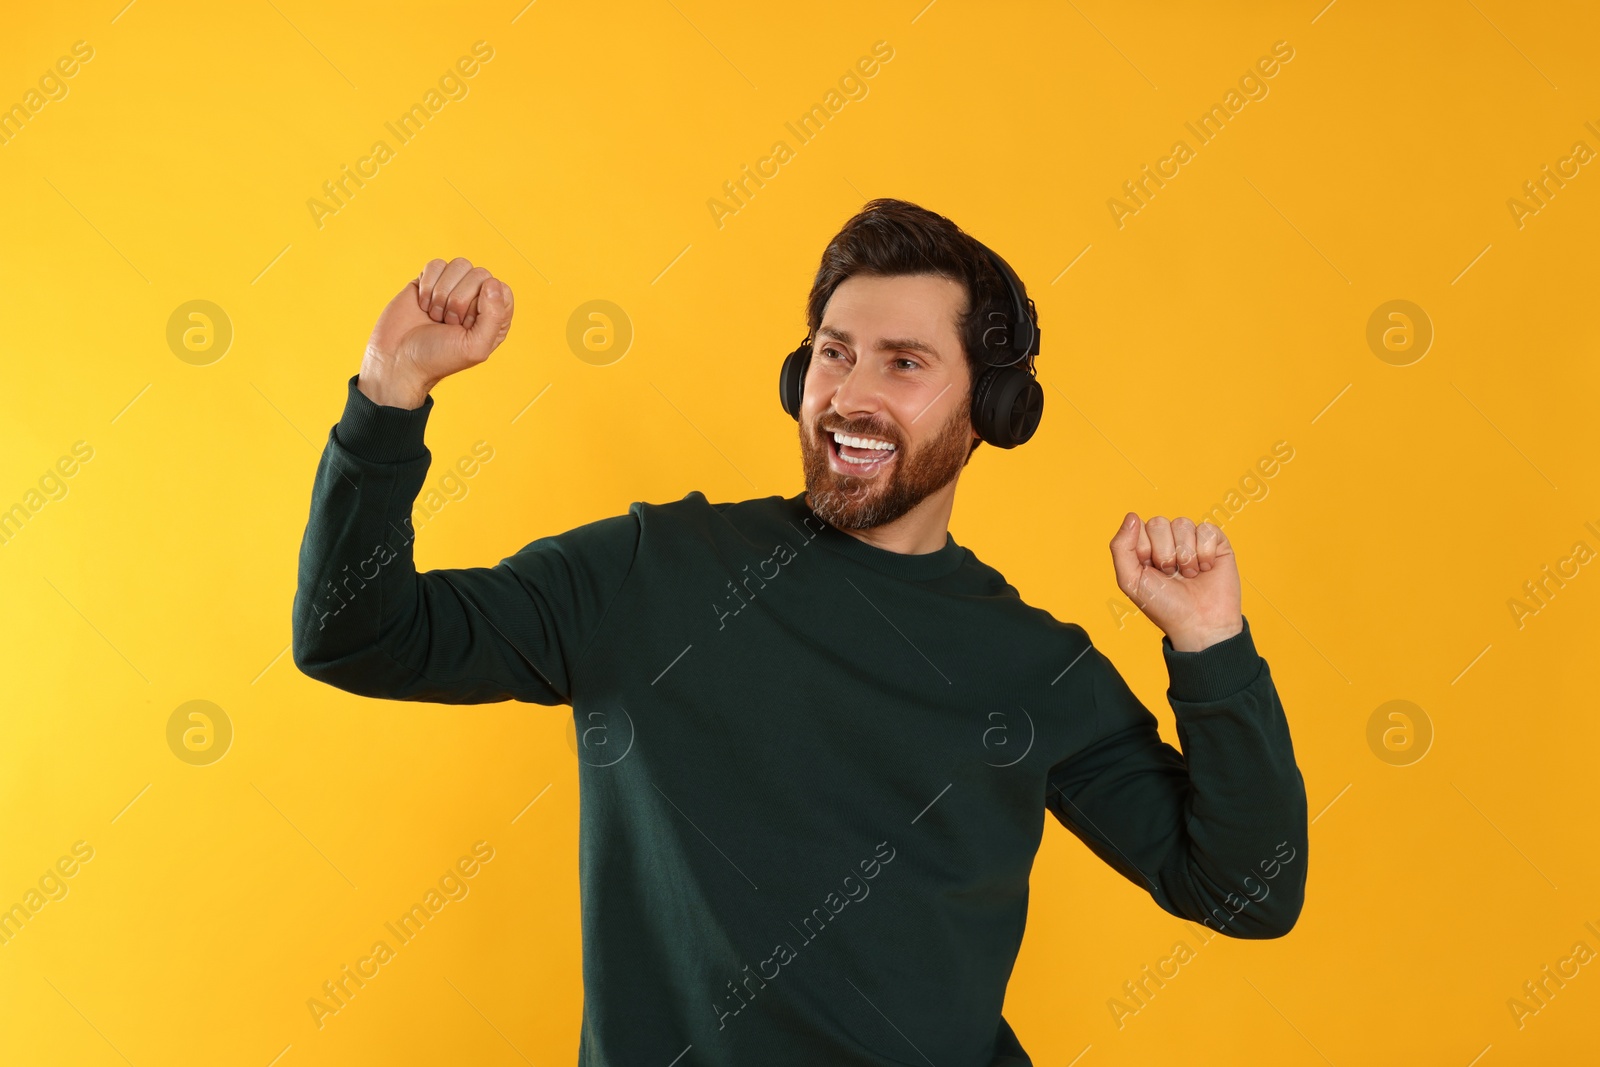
left=290, top=374, right=640, bottom=706
left=1044, top=615, right=1308, bottom=938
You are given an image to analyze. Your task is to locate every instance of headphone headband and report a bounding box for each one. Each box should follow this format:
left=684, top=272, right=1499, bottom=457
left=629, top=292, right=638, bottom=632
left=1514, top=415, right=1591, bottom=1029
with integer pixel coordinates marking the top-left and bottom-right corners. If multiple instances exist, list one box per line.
left=974, top=244, right=1040, bottom=369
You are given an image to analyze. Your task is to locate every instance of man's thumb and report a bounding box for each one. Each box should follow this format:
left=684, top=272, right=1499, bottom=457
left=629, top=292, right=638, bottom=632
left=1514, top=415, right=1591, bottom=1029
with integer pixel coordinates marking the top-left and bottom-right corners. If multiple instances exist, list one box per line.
left=466, top=279, right=514, bottom=357
left=1108, top=512, right=1142, bottom=593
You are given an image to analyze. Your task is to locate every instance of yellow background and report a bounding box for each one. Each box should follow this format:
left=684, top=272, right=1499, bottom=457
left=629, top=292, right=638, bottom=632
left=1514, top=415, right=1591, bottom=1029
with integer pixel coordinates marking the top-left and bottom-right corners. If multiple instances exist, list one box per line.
left=3, top=1, right=1597, bottom=1063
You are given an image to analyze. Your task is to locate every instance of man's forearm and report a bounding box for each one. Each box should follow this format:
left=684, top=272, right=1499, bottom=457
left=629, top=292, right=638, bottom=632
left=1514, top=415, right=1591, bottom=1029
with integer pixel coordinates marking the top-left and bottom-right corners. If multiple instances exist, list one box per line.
left=1160, top=619, right=1308, bottom=937
left=291, top=375, right=435, bottom=693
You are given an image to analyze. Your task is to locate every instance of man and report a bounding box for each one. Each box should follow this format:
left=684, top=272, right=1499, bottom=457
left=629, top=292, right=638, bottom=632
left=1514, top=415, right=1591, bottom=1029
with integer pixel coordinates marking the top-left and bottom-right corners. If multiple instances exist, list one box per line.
left=293, top=198, right=1307, bottom=1066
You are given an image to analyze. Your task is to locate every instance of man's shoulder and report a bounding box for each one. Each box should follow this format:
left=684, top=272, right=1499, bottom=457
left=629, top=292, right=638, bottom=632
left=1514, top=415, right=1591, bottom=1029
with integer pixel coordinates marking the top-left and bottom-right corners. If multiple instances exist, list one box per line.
left=626, top=490, right=808, bottom=544
left=958, top=545, right=1095, bottom=639
left=633, top=490, right=796, bottom=521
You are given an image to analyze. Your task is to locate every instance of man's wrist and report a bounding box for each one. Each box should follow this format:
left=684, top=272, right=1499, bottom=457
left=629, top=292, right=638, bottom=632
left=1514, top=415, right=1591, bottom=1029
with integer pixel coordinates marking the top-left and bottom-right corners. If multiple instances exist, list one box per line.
left=1166, top=617, right=1245, bottom=653
left=335, top=373, right=433, bottom=464
left=357, top=351, right=433, bottom=410
left=1162, top=615, right=1261, bottom=703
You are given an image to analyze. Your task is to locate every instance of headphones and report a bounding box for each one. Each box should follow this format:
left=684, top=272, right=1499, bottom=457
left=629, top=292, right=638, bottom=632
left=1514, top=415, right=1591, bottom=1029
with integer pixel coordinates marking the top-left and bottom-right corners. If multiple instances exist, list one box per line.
left=779, top=243, right=1044, bottom=448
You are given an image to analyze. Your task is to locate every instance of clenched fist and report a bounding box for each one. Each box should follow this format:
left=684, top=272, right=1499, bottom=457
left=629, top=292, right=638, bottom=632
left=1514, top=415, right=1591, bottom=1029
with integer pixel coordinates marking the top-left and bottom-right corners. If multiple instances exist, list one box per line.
left=1109, top=513, right=1243, bottom=652
left=358, top=257, right=515, bottom=409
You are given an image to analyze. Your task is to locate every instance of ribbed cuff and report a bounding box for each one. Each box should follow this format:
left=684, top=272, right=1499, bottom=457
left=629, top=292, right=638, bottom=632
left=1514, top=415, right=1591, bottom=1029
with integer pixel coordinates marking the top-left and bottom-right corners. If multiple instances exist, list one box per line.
left=332, top=373, right=433, bottom=464
left=1162, top=615, right=1263, bottom=703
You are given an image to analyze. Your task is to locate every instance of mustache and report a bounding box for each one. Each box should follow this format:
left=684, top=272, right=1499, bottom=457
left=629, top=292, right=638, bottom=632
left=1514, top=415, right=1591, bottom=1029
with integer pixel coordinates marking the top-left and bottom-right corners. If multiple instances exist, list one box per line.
left=816, top=418, right=900, bottom=445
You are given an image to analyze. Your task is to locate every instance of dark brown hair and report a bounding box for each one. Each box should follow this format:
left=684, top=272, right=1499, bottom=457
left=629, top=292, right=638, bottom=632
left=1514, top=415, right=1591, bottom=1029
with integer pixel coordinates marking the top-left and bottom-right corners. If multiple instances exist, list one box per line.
left=804, top=198, right=1027, bottom=455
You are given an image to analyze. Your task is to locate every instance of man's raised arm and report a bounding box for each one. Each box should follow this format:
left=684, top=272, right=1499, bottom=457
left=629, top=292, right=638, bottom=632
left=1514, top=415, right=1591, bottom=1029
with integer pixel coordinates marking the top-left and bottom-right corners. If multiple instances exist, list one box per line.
left=1044, top=512, right=1309, bottom=938
left=290, top=258, right=639, bottom=705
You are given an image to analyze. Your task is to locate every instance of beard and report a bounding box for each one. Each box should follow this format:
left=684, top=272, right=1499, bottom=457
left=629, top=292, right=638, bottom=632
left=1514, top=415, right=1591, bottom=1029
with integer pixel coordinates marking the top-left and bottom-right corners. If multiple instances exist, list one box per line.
left=800, top=393, right=974, bottom=531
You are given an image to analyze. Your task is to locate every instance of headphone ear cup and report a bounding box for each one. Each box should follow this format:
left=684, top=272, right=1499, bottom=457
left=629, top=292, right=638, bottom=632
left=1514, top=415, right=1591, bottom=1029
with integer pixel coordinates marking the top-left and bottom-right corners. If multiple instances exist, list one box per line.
left=779, top=342, right=812, bottom=421
left=971, top=365, right=1044, bottom=448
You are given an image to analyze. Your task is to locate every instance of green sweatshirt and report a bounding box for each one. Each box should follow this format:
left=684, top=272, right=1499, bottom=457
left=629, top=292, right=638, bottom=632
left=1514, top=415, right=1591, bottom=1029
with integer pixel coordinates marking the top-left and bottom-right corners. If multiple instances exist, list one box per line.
left=292, top=375, right=1309, bottom=1066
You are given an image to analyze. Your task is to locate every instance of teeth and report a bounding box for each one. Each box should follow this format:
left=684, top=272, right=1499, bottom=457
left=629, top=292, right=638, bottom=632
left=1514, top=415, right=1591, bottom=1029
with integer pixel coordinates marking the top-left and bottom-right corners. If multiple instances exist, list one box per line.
left=832, top=431, right=895, bottom=451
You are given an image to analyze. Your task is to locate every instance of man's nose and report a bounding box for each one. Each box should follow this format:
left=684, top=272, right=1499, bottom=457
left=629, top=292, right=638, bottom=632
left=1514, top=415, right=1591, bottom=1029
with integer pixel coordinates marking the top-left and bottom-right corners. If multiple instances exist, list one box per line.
left=830, top=359, right=882, bottom=420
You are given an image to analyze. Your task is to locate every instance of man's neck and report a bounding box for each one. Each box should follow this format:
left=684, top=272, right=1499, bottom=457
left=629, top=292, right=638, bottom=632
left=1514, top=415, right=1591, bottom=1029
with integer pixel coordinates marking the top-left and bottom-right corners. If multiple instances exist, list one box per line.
left=810, top=482, right=958, bottom=555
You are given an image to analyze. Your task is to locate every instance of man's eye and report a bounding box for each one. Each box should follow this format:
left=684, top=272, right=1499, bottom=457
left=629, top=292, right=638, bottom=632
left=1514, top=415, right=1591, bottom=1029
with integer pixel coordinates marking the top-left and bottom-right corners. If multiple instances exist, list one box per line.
left=820, top=347, right=844, bottom=360
left=895, top=358, right=920, bottom=370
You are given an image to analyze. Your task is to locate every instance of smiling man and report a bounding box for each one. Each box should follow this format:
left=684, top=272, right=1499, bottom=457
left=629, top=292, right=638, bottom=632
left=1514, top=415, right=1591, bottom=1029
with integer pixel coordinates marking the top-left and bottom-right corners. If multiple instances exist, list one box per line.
left=800, top=271, right=980, bottom=545
left=293, top=198, right=1308, bottom=1066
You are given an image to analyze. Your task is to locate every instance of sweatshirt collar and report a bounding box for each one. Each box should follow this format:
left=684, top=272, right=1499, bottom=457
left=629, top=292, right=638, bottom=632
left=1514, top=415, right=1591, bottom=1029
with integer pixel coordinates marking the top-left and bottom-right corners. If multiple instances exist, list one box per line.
left=783, top=492, right=968, bottom=581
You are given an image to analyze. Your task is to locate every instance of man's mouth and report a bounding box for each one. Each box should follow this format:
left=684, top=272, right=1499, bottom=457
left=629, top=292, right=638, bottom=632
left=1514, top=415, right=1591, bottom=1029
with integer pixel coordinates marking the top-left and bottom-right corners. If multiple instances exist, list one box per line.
left=824, top=428, right=896, bottom=476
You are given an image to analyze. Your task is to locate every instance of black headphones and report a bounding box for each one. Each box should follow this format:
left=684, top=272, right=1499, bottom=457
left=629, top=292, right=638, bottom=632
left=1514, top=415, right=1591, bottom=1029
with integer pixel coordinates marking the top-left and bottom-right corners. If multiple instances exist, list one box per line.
left=779, top=243, right=1044, bottom=448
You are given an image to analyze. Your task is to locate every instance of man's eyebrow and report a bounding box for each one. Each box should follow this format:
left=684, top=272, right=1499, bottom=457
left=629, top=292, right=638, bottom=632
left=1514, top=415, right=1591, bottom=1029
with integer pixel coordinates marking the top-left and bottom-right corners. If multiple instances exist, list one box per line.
left=816, top=325, right=942, bottom=361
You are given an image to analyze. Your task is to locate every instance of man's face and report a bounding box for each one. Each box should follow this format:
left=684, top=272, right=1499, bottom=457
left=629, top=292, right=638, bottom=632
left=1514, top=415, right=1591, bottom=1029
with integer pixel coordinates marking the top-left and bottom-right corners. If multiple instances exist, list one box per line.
left=799, top=272, right=978, bottom=530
